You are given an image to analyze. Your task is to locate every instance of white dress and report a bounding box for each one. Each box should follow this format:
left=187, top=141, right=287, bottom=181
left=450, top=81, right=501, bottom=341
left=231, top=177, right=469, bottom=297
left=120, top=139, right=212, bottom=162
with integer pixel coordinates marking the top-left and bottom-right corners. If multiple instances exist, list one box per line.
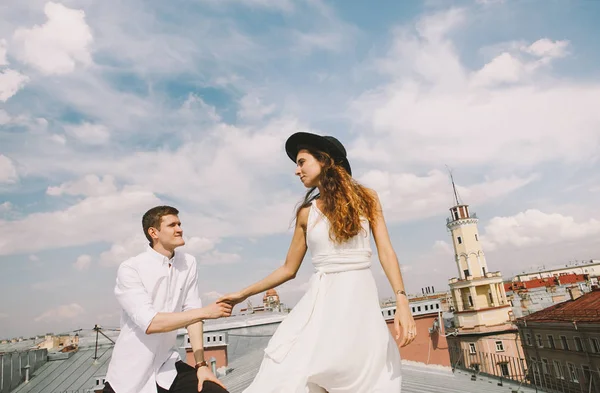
left=243, top=200, right=402, bottom=393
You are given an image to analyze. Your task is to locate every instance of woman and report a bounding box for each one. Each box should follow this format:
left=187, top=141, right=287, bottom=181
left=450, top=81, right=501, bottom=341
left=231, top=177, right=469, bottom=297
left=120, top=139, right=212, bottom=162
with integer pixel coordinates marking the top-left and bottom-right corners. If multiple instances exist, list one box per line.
left=218, top=132, right=416, bottom=392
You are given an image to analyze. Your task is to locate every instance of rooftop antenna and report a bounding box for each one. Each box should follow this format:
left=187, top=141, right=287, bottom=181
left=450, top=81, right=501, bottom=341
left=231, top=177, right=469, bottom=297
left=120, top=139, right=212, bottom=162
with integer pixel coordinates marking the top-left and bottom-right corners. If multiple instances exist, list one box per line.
left=445, top=165, right=461, bottom=206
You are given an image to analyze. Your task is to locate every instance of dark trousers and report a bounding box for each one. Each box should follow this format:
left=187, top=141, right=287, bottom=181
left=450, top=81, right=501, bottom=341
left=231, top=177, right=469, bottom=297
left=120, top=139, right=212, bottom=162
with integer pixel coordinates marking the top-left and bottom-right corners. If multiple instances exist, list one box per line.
left=103, top=361, right=229, bottom=393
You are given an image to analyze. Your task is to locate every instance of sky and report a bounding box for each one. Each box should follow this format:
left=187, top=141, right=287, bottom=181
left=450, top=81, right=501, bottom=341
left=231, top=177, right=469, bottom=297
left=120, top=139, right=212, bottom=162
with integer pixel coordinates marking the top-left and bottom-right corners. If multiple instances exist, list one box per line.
left=1, top=0, right=600, bottom=338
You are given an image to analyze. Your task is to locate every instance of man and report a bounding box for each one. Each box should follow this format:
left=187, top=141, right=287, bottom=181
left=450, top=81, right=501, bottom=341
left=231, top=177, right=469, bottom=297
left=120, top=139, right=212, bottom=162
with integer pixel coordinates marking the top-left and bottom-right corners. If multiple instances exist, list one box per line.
left=104, top=206, right=232, bottom=393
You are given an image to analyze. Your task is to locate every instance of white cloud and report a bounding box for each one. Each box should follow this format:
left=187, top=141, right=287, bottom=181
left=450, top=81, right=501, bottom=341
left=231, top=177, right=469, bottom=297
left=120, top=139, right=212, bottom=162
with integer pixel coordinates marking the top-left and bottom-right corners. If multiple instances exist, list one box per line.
left=31, top=280, right=67, bottom=291
left=476, top=0, right=505, bottom=4
left=470, top=52, right=523, bottom=88
left=358, top=169, right=536, bottom=223
left=199, top=0, right=294, bottom=12
left=483, top=210, right=600, bottom=251
left=64, top=123, right=110, bottom=145
left=198, top=250, right=242, bottom=265
left=0, top=69, right=29, bottom=102
left=0, top=155, right=18, bottom=184
left=13, top=2, right=93, bottom=75
left=183, top=237, right=216, bottom=255
left=433, top=240, right=453, bottom=256
left=0, top=190, right=161, bottom=256
left=0, top=202, right=11, bottom=212
left=522, top=38, right=569, bottom=60
left=0, top=312, right=8, bottom=319
left=351, top=11, right=599, bottom=170
left=0, top=39, right=7, bottom=66
left=73, top=254, right=92, bottom=271
left=34, top=303, right=84, bottom=322
left=99, top=234, right=147, bottom=267
left=47, top=174, right=117, bottom=197
left=29, top=254, right=39, bottom=261
left=50, top=134, right=67, bottom=145
left=202, top=291, right=223, bottom=301
left=238, top=94, right=275, bottom=122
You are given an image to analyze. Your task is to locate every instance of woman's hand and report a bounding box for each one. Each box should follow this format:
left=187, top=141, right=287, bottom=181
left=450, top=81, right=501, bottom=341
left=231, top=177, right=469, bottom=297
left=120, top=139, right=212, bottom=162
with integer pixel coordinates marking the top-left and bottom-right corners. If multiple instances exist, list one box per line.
left=217, top=291, right=248, bottom=307
left=395, top=297, right=417, bottom=347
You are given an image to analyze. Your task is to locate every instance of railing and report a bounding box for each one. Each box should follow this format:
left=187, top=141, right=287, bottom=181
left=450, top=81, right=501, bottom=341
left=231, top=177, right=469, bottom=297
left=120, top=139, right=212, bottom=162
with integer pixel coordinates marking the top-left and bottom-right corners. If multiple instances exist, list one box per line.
left=449, top=347, right=600, bottom=392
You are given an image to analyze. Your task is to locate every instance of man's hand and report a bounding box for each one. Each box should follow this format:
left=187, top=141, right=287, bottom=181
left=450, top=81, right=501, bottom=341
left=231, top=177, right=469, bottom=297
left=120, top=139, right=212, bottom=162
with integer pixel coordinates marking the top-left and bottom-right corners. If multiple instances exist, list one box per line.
left=203, top=302, right=232, bottom=319
left=197, top=366, right=226, bottom=392
left=217, top=291, right=248, bottom=307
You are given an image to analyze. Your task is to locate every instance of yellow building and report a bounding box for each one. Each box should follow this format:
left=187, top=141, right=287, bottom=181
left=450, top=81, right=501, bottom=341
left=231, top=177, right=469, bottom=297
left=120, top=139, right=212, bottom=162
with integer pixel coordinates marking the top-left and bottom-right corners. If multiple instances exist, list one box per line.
left=445, top=186, right=525, bottom=381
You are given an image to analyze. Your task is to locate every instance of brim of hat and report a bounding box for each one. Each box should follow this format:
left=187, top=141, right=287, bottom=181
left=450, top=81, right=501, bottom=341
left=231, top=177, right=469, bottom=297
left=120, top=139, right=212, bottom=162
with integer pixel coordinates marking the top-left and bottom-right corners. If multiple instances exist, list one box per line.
left=285, top=132, right=352, bottom=175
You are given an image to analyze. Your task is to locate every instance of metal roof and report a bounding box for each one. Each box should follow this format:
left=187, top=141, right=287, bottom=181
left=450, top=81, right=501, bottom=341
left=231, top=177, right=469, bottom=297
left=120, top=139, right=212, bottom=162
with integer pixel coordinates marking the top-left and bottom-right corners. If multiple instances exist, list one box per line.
left=10, top=346, right=113, bottom=393
left=518, top=289, right=600, bottom=323
left=219, top=338, right=538, bottom=393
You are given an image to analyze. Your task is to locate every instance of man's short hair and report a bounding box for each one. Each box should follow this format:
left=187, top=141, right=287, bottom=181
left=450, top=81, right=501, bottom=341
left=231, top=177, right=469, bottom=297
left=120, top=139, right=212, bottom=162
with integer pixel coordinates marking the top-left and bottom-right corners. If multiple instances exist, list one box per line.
left=142, top=205, right=179, bottom=246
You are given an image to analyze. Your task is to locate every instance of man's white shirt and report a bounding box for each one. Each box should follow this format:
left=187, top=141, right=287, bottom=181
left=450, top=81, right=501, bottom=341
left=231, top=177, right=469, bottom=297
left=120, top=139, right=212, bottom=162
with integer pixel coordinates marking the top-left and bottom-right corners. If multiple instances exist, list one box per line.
left=106, top=247, right=203, bottom=393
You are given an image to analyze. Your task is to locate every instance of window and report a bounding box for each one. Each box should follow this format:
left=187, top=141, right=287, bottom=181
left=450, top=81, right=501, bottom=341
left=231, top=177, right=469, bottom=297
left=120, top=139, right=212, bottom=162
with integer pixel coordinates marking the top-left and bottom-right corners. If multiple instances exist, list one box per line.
left=499, top=363, right=510, bottom=377
left=525, top=334, right=532, bottom=346
left=457, top=236, right=462, bottom=244
left=219, top=335, right=223, bottom=342
left=495, top=341, right=504, bottom=352
left=582, top=366, right=591, bottom=384
left=436, top=303, right=440, bottom=309
left=411, top=307, right=415, bottom=312
left=560, top=336, right=569, bottom=350
left=590, top=338, right=600, bottom=353
left=469, top=343, right=476, bottom=354
left=541, top=359, right=549, bottom=374
left=425, top=305, right=428, bottom=311
left=567, top=363, right=579, bottom=383
left=207, top=337, right=211, bottom=342
left=574, top=337, right=583, bottom=352
left=387, top=310, right=392, bottom=316
left=530, top=357, right=538, bottom=374
left=488, top=292, right=493, bottom=303
left=475, top=234, right=478, bottom=241
left=536, top=334, right=544, bottom=348
left=468, top=295, right=473, bottom=307
left=553, top=360, right=564, bottom=379
left=470, top=363, right=480, bottom=372
left=547, top=335, right=555, bottom=349
left=417, top=306, right=421, bottom=312
left=482, top=267, right=486, bottom=275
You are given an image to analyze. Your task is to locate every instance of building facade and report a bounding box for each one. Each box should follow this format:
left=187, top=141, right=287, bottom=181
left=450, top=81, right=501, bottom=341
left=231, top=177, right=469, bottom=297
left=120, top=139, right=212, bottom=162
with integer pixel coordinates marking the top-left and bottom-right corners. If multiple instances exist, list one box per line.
left=516, top=289, right=600, bottom=392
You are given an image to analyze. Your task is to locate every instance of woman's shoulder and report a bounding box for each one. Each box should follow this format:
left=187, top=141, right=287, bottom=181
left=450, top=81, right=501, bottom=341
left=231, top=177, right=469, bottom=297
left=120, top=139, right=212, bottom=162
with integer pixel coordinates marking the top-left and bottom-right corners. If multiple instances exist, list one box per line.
left=296, top=204, right=311, bottom=226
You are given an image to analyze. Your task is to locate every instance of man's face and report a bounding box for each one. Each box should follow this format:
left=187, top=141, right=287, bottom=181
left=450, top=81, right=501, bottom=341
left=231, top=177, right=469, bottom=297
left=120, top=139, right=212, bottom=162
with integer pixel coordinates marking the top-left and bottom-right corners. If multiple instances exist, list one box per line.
left=152, top=214, right=185, bottom=250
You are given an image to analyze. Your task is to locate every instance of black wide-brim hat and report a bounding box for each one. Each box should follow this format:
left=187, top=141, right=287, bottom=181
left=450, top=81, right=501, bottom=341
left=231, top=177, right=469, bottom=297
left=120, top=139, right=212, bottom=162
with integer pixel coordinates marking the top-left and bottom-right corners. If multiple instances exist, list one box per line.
left=285, top=132, right=352, bottom=176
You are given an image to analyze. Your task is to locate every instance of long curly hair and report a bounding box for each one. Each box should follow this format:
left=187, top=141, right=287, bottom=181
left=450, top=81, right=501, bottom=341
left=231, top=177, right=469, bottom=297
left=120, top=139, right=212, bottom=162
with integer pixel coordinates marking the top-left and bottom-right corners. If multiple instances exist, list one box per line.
left=295, top=147, right=378, bottom=243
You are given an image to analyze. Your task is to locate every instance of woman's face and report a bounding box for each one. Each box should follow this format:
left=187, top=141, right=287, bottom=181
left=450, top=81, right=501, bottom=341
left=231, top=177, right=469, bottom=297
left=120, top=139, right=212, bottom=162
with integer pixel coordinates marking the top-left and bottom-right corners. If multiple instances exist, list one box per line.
left=295, top=149, right=323, bottom=188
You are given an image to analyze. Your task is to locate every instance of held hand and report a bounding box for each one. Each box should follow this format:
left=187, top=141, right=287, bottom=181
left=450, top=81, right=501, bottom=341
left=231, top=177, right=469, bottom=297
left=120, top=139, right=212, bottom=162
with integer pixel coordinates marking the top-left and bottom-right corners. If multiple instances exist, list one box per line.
left=197, top=365, right=227, bottom=392
left=217, top=291, right=248, bottom=307
left=203, top=302, right=232, bottom=319
left=395, top=301, right=417, bottom=347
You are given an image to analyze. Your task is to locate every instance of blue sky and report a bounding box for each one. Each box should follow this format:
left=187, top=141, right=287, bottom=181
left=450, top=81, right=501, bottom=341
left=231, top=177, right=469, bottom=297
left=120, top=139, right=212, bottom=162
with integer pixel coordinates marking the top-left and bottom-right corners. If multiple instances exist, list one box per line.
left=1, top=0, right=600, bottom=338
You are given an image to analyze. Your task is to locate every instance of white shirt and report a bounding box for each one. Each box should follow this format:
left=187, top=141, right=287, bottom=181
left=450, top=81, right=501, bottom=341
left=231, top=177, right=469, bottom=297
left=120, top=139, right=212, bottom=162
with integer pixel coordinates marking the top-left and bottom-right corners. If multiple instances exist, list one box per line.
left=106, top=247, right=203, bottom=393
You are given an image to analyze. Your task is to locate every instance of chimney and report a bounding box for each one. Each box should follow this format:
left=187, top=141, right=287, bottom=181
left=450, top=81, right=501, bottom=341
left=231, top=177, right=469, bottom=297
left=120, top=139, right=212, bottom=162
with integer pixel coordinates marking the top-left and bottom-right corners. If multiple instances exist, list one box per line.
left=568, top=286, right=583, bottom=301
left=24, top=365, right=31, bottom=383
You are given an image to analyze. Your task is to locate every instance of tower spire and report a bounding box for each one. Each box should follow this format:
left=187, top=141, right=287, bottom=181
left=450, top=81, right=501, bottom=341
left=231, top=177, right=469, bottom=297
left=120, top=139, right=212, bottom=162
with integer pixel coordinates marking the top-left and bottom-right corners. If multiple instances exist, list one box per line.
left=446, top=165, right=461, bottom=206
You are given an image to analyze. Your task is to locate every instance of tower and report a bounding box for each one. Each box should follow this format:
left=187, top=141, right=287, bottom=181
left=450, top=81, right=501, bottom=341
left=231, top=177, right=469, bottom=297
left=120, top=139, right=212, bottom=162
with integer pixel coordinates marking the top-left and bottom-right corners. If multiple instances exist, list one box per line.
left=445, top=173, right=523, bottom=381
left=446, top=175, right=509, bottom=328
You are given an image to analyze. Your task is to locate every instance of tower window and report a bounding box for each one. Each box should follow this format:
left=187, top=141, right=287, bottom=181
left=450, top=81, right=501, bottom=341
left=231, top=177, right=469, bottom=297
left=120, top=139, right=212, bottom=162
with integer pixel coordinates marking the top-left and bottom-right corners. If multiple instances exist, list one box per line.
left=457, top=236, right=462, bottom=244
left=475, top=234, right=478, bottom=241
left=468, top=295, right=473, bottom=307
